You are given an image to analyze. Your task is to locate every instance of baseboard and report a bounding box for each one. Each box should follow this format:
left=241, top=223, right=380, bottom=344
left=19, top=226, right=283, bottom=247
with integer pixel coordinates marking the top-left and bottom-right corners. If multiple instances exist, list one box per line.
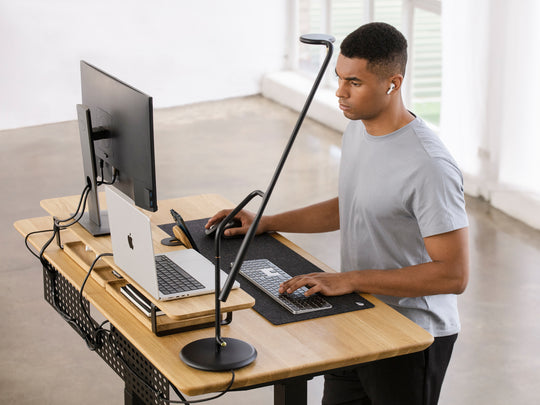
left=463, top=173, right=540, bottom=230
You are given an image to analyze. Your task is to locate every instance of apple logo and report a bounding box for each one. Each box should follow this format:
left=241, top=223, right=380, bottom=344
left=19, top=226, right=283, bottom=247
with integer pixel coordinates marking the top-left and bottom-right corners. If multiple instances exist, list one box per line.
left=127, top=233, right=134, bottom=249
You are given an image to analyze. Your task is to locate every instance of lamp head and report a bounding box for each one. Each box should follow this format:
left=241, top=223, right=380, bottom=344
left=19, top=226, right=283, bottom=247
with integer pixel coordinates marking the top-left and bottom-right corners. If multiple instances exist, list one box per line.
left=299, top=33, right=335, bottom=46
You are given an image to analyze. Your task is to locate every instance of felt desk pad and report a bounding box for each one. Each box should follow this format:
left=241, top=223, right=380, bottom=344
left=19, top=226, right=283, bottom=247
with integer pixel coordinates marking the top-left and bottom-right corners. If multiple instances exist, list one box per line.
left=159, top=219, right=373, bottom=325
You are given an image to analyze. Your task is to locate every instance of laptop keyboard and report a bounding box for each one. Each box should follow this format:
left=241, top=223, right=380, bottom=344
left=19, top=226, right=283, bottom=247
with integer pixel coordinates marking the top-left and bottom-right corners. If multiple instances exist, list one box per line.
left=240, top=258, right=332, bottom=315
left=155, top=254, right=205, bottom=295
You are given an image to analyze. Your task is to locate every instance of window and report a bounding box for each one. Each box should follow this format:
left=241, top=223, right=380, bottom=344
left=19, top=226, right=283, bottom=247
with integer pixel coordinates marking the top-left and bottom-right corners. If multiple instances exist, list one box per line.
left=410, top=6, right=442, bottom=126
left=296, top=0, right=442, bottom=127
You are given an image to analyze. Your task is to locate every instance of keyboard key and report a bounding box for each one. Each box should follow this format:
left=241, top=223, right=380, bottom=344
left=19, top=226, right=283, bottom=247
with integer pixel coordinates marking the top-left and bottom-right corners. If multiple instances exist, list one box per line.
left=155, top=255, right=204, bottom=295
left=240, top=259, right=332, bottom=315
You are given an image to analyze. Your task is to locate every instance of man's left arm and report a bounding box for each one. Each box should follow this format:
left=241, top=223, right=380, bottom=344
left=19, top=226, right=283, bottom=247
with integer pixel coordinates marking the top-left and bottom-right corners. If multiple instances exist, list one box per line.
left=279, top=227, right=470, bottom=297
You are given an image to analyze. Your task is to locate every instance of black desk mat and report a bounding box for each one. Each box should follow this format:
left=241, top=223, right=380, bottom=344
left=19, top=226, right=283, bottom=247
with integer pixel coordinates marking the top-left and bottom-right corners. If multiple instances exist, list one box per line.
left=159, top=219, right=373, bottom=325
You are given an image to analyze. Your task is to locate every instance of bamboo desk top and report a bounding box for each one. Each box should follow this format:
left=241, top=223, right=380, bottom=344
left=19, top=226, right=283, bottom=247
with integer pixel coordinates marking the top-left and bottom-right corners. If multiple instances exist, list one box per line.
left=15, top=193, right=433, bottom=397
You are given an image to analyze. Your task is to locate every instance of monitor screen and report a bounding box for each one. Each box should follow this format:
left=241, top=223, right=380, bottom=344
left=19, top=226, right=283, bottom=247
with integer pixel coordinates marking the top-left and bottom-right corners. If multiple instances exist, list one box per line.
left=77, top=61, right=157, bottom=236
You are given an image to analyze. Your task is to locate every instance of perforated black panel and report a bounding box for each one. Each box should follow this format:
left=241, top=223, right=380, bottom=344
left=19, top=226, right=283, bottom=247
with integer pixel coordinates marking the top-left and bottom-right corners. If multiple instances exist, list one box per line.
left=42, top=264, right=171, bottom=404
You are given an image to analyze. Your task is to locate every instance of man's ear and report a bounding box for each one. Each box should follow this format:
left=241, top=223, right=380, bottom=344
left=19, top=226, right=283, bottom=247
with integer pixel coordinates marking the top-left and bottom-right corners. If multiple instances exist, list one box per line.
left=386, top=75, right=404, bottom=94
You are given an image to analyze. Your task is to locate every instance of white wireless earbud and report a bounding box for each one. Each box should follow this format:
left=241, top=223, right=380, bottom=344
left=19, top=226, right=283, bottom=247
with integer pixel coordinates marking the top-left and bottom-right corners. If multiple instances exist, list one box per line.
left=386, top=83, right=396, bottom=95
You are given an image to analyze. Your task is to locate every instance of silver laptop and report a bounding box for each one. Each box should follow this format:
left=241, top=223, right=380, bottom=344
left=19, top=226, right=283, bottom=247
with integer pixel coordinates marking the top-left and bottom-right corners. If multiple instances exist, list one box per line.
left=105, top=185, right=237, bottom=301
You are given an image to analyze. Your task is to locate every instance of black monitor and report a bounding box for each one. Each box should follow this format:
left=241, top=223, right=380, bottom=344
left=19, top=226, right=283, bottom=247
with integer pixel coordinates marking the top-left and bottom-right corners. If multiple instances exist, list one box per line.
left=76, top=61, right=157, bottom=236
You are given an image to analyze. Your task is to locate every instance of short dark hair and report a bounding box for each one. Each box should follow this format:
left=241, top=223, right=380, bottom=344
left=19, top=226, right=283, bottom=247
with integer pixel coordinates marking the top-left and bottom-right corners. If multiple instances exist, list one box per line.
left=340, top=22, right=408, bottom=78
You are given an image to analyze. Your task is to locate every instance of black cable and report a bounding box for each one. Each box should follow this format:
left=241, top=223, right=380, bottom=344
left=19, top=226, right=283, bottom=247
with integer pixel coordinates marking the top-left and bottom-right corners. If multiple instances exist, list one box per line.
left=112, top=340, right=236, bottom=405
left=159, top=370, right=235, bottom=404
left=38, top=227, right=60, bottom=267
left=26, top=237, right=107, bottom=350
left=170, top=384, right=191, bottom=404
left=55, top=184, right=91, bottom=224
left=55, top=185, right=91, bottom=228
left=24, top=181, right=91, bottom=262
left=22, top=178, right=115, bottom=350
left=26, top=162, right=118, bottom=265
left=97, top=163, right=118, bottom=186
left=78, top=252, right=114, bottom=350
left=40, top=251, right=113, bottom=351
left=33, top=239, right=236, bottom=403
left=25, top=182, right=92, bottom=269
left=47, top=269, right=85, bottom=328
left=24, top=229, right=54, bottom=259
left=25, top=179, right=235, bottom=403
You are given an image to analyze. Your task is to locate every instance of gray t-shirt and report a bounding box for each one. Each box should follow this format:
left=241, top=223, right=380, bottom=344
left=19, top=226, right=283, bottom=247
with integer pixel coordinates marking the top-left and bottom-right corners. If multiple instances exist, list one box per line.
left=338, top=117, right=469, bottom=337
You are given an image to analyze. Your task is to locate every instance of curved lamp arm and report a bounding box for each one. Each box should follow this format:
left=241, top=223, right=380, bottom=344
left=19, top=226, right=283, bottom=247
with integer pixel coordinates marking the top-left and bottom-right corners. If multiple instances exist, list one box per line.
left=180, top=34, right=336, bottom=371
left=218, top=34, right=336, bottom=303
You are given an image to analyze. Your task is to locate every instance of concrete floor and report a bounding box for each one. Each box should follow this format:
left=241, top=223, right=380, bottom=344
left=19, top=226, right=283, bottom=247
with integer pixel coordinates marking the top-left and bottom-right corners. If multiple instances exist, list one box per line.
left=1, top=95, right=539, bottom=404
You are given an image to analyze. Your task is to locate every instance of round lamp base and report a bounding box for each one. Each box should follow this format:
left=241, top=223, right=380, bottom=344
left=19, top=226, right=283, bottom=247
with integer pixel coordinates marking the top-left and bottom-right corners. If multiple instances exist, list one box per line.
left=180, top=338, right=257, bottom=371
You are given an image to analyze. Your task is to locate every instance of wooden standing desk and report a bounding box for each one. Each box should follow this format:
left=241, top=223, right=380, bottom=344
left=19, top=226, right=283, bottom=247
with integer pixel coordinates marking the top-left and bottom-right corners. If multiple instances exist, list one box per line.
left=15, top=193, right=433, bottom=405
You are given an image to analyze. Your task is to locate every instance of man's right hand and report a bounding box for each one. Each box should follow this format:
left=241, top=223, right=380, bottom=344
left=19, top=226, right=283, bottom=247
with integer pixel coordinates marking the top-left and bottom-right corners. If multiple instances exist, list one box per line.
left=205, top=209, right=266, bottom=238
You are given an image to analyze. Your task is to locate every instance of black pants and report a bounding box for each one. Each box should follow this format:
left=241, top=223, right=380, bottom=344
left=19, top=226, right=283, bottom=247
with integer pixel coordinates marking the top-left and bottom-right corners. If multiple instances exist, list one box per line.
left=322, top=334, right=457, bottom=405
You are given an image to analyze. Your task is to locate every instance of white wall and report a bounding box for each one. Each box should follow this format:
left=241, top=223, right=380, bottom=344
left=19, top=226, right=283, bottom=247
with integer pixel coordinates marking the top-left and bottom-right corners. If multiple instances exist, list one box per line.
left=440, top=0, right=540, bottom=229
left=0, top=0, right=288, bottom=130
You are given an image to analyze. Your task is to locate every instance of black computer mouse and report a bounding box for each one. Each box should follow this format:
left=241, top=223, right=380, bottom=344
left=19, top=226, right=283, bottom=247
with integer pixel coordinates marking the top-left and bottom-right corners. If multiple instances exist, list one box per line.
left=204, top=219, right=242, bottom=238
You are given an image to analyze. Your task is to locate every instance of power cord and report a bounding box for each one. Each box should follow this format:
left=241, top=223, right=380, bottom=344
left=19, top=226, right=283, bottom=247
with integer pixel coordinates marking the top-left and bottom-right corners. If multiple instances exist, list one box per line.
left=161, top=370, right=235, bottom=404
left=26, top=164, right=118, bottom=261
left=31, top=238, right=236, bottom=404
left=32, top=250, right=112, bottom=352
left=98, top=163, right=118, bottom=186
left=78, top=252, right=114, bottom=350
left=112, top=341, right=236, bottom=405
left=23, top=182, right=111, bottom=349
left=54, top=183, right=91, bottom=227
left=24, top=177, right=236, bottom=403
left=24, top=229, right=55, bottom=260
left=24, top=183, right=91, bottom=262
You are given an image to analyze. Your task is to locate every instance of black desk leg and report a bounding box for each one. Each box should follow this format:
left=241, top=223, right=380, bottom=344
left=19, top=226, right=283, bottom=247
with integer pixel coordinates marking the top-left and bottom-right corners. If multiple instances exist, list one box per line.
left=274, top=378, right=308, bottom=405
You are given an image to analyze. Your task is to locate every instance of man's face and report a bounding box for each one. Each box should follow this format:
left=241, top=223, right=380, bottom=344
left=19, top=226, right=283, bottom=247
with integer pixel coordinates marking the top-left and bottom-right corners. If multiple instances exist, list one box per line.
left=335, top=54, right=390, bottom=121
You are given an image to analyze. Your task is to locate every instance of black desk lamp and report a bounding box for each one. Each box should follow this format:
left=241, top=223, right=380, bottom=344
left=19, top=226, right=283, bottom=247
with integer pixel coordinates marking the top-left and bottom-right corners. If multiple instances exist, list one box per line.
left=180, top=33, right=336, bottom=371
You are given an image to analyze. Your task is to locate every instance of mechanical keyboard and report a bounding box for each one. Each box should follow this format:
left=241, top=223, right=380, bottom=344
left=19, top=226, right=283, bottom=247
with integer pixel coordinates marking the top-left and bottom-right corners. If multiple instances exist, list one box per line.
left=239, top=258, right=332, bottom=315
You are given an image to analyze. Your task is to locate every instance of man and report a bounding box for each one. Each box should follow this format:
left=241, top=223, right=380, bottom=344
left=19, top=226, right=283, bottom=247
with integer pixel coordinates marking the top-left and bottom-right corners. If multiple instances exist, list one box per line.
left=207, top=22, right=469, bottom=405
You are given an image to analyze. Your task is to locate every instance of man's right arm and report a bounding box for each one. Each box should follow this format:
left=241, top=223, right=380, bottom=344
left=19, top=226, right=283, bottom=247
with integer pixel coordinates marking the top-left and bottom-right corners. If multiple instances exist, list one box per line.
left=205, top=197, right=340, bottom=237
